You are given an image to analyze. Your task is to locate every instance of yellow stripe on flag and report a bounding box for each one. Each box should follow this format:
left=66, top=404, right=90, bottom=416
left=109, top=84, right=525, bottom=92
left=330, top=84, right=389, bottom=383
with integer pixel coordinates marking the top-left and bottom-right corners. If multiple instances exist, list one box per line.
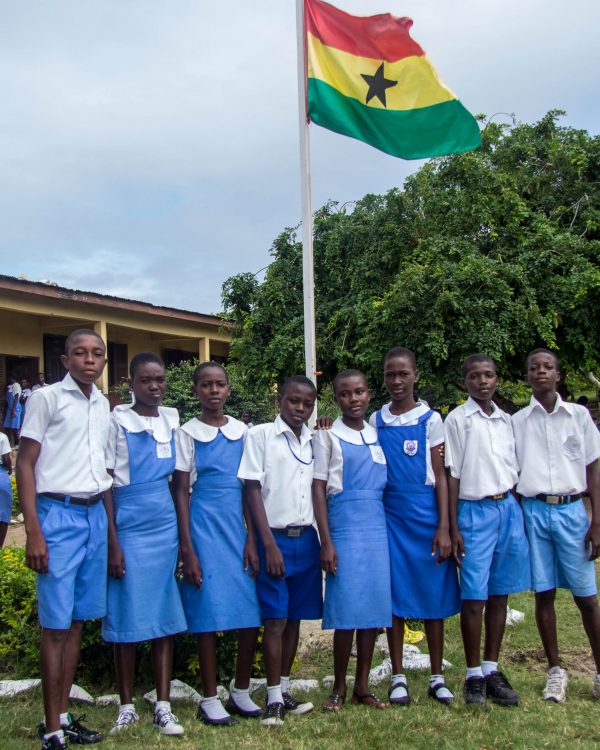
left=307, top=32, right=455, bottom=112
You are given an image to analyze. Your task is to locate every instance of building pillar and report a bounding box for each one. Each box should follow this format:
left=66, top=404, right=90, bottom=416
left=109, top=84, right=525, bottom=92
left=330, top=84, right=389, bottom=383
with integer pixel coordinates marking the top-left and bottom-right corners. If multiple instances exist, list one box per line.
left=198, top=337, right=211, bottom=363
left=94, top=320, right=109, bottom=394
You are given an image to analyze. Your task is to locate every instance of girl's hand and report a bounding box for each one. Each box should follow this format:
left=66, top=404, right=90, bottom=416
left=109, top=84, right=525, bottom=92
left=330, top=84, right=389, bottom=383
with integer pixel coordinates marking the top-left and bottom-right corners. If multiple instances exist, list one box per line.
left=320, top=540, right=338, bottom=574
left=182, top=549, right=203, bottom=588
left=25, top=530, right=48, bottom=574
left=451, top=528, right=465, bottom=566
left=432, top=527, right=452, bottom=563
left=244, top=537, right=260, bottom=578
left=108, top=540, right=125, bottom=578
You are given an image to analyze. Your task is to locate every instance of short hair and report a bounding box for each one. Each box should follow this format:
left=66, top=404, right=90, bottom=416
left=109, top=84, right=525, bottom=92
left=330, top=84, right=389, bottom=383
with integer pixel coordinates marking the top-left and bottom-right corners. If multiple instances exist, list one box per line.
left=332, top=369, right=368, bottom=395
left=193, top=361, right=228, bottom=385
left=65, top=328, right=105, bottom=354
left=280, top=375, right=317, bottom=397
left=129, top=352, right=165, bottom=378
left=577, top=395, right=589, bottom=406
left=461, top=354, right=497, bottom=378
left=525, top=348, right=560, bottom=370
left=383, top=346, right=417, bottom=369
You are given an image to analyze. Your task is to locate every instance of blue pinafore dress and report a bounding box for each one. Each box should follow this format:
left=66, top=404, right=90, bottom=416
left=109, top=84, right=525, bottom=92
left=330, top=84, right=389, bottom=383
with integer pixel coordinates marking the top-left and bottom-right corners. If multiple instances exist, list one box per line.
left=3, top=389, right=21, bottom=429
left=323, top=433, right=392, bottom=630
left=103, top=429, right=187, bottom=642
left=0, top=464, right=12, bottom=523
left=180, top=430, right=261, bottom=632
left=376, top=409, right=460, bottom=620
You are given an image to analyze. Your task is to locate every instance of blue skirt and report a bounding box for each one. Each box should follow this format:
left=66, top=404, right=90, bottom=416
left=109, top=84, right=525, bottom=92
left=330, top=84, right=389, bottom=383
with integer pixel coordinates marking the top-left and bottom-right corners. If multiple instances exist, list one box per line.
left=385, top=486, right=461, bottom=620
left=0, top=469, right=12, bottom=523
left=103, top=478, right=187, bottom=642
left=323, top=490, right=392, bottom=630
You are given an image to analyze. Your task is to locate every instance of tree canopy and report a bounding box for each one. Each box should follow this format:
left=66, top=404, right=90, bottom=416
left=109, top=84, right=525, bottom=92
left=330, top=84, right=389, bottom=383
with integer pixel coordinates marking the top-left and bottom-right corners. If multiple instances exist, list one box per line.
left=222, top=111, right=600, bottom=408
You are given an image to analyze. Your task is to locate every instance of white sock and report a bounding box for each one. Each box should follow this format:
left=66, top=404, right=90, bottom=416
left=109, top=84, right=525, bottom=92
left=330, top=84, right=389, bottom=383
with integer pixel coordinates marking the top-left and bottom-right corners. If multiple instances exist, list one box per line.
left=59, top=713, right=70, bottom=727
left=119, top=703, right=135, bottom=713
left=430, top=674, right=453, bottom=699
left=390, top=673, right=408, bottom=700
left=231, top=685, right=261, bottom=712
left=155, top=700, right=171, bottom=713
left=466, top=666, right=483, bottom=680
left=201, top=696, right=230, bottom=721
left=280, top=675, right=290, bottom=693
left=267, top=684, right=284, bottom=705
left=429, top=674, right=444, bottom=688
left=43, top=729, right=65, bottom=742
left=481, top=661, right=498, bottom=677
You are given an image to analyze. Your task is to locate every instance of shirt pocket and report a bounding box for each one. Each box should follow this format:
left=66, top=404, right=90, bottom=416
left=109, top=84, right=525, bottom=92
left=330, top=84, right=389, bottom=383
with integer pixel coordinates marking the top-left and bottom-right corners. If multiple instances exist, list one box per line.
left=563, top=434, right=583, bottom=461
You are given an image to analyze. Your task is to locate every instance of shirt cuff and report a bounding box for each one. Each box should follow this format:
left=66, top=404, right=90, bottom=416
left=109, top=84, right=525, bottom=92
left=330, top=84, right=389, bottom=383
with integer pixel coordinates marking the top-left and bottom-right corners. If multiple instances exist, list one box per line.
left=238, top=470, right=264, bottom=484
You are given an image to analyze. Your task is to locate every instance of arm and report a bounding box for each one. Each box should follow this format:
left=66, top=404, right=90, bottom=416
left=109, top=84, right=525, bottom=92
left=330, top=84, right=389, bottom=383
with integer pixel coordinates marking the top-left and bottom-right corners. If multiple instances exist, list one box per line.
left=15, top=437, right=48, bottom=573
left=172, top=469, right=202, bottom=587
left=103, top=472, right=125, bottom=578
left=246, top=479, right=285, bottom=577
left=431, top=446, right=451, bottom=563
left=242, top=488, right=259, bottom=577
left=312, top=479, right=337, bottom=574
left=1, top=450, right=12, bottom=474
left=585, top=460, right=600, bottom=560
left=447, top=474, right=464, bottom=565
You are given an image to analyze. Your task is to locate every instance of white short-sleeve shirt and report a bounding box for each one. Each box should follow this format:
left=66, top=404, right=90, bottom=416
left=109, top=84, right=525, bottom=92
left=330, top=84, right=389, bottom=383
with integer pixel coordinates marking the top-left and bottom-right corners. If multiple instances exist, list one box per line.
left=237, top=414, right=314, bottom=528
left=106, top=404, right=180, bottom=487
left=369, top=400, right=443, bottom=486
left=20, top=372, right=111, bottom=497
left=0, top=432, right=11, bottom=459
left=512, top=394, right=600, bottom=497
left=313, top=417, right=383, bottom=497
left=444, top=397, right=519, bottom=500
left=175, top=416, right=247, bottom=487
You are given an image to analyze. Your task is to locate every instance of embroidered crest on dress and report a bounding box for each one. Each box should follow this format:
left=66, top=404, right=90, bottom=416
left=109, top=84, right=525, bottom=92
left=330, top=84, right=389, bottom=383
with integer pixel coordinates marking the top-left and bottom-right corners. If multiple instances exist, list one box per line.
left=403, top=439, right=418, bottom=456
left=156, top=441, right=172, bottom=459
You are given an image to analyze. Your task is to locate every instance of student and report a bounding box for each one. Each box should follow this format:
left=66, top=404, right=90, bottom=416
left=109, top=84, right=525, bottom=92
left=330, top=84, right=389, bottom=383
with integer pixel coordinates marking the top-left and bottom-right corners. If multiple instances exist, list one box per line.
left=313, top=370, right=391, bottom=711
left=17, top=329, right=111, bottom=750
left=512, top=348, right=600, bottom=702
left=0, top=430, right=13, bottom=547
left=444, top=354, right=530, bottom=706
left=371, top=347, right=459, bottom=705
left=238, top=375, right=322, bottom=726
left=174, top=362, right=262, bottom=726
left=19, top=378, right=32, bottom=431
left=32, top=372, right=49, bottom=391
left=103, top=352, right=186, bottom=736
left=3, top=375, right=22, bottom=448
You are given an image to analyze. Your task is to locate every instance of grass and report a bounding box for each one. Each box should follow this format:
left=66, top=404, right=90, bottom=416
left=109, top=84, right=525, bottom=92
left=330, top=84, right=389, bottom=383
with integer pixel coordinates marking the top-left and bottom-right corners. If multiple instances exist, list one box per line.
left=3, top=586, right=600, bottom=750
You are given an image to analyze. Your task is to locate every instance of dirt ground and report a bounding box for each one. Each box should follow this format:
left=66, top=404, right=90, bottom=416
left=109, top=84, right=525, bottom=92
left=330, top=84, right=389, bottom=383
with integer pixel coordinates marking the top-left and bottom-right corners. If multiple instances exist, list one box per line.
left=5, top=521, right=25, bottom=547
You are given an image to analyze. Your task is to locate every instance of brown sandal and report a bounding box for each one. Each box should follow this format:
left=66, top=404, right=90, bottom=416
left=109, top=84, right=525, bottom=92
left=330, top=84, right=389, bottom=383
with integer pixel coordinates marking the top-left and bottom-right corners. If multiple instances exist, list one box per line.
left=322, top=692, right=345, bottom=712
left=351, top=691, right=389, bottom=709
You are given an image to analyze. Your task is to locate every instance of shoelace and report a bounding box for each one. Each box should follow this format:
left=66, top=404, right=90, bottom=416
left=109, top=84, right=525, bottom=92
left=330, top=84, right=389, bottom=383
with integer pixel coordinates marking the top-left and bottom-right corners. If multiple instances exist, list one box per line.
left=155, top=709, right=179, bottom=727
left=116, top=709, right=139, bottom=726
left=546, top=672, right=564, bottom=693
left=67, top=714, right=88, bottom=730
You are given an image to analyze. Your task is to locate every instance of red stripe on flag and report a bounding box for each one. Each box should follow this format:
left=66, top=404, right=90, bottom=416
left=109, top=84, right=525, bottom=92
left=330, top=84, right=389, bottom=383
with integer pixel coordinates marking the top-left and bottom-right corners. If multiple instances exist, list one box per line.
left=306, top=0, right=424, bottom=63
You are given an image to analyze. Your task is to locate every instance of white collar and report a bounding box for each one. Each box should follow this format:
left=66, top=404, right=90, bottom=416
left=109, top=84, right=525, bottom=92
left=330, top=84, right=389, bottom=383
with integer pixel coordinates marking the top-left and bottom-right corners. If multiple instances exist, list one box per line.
left=523, top=393, right=575, bottom=418
left=181, top=415, right=246, bottom=443
left=274, top=414, right=313, bottom=447
left=331, top=417, right=378, bottom=445
left=380, top=400, right=431, bottom=424
left=463, top=396, right=504, bottom=420
left=114, top=403, right=179, bottom=442
left=61, top=371, right=102, bottom=402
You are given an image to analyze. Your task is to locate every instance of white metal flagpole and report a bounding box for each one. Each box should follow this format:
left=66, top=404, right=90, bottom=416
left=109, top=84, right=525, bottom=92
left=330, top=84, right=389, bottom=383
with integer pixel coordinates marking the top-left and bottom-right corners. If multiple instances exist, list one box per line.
left=295, top=0, right=317, bottom=397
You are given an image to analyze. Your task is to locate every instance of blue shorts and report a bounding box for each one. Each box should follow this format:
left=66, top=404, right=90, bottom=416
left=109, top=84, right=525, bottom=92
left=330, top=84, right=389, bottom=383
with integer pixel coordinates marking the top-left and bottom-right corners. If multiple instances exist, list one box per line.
left=458, top=494, right=531, bottom=600
left=256, top=526, right=323, bottom=621
left=522, top=497, right=597, bottom=597
left=36, top=494, right=108, bottom=629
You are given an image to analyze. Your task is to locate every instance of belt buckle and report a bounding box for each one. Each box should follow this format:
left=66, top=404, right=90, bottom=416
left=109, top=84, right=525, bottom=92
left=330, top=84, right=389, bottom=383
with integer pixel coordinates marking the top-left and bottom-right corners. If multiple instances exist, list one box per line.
left=546, top=495, right=560, bottom=505
left=287, top=526, right=302, bottom=538
left=491, top=493, right=505, bottom=501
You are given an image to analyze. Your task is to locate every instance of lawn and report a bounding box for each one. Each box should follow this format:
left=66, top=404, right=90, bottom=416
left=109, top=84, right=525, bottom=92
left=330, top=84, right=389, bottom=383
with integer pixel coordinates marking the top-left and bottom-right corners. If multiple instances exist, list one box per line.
left=2, top=586, right=600, bottom=750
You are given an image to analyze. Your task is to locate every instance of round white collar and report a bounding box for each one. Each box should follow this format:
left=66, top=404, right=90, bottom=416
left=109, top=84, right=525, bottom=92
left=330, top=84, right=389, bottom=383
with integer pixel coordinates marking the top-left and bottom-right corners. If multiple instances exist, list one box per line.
left=181, top=415, right=247, bottom=443
left=331, top=416, right=378, bottom=445
left=113, top=403, right=179, bottom=443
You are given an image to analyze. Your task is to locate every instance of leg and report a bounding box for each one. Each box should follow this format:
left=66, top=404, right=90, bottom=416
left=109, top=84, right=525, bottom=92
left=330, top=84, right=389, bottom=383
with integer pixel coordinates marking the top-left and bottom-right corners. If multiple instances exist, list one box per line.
left=460, top=600, right=485, bottom=667
left=40, top=627, right=70, bottom=733
left=261, top=618, right=287, bottom=687
left=535, top=589, right=559, bottom=668
left=354, top=629, right=377, bottom=696
left=0, top=521, right=8, bottom=547
left=574, top=595, right=600, bottom=672
left=332, top=629, right=353, bottom=695
left=281, top=619, right=300, bottom=677
left=151, top=636, right=173, bottom=702
left=386, top=615, right=404, bottom=674
left=60, top=620, right=84, bottom=713
left=483, top=594, right=508, bottom=663
left=196, top=632, right=218, bottom=698
left=424, top=619, right=444, bottom=676
left=234, top=627, right=259, bottom=690
left=113, top=643, right=137, bottom=705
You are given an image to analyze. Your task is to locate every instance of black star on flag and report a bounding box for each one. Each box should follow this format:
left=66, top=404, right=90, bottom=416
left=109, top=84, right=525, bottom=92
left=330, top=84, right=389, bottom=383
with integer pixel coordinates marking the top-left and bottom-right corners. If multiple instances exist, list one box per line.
left=361, top=62, right=398, bottom=107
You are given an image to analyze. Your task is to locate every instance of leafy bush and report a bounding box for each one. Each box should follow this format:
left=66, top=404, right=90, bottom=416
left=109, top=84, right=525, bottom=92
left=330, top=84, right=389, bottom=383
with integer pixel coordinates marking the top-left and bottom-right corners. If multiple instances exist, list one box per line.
left=10, top=474, right=19, bottom=517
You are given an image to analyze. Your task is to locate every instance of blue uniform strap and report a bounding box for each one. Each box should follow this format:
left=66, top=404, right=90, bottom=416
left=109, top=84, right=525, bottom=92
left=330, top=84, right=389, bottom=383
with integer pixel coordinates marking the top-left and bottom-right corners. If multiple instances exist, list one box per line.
left=416, top=409, right=434, bottom=425
left=375, top=410, right=385, bottom=429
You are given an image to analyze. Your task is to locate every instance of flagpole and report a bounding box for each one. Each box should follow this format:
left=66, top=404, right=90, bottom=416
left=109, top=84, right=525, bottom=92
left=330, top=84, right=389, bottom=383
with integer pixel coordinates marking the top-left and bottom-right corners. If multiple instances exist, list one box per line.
left=295, top=0, right=318, bottom=408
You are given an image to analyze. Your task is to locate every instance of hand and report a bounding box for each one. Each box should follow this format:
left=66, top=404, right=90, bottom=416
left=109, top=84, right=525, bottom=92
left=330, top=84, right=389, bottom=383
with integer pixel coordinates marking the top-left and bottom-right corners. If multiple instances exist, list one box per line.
left=315, top=416, right=333, bottom=431
left=244, top=537, right=260, bottom=578
left=451, top=529, right=465, bottom=566
left=432, top=527, right=452, bottom=563
left=181, top=548, right=203, bottom=588
left=264, top=543, right=286, bottom=578
left=108, top=540, right=125, bottom=578
left=320, top=540, right=338, bottom=574
left=437, top=443, right=445, bottom=461
left=25, top=530, right=48, bottom=574
left=584, top=523, right=600, bottom=561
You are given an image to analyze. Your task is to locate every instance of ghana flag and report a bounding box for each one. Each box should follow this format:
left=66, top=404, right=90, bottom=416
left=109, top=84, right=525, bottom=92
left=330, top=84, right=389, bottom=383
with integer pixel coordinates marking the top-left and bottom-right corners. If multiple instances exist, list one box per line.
left=305, top=0, right=481, bottom=159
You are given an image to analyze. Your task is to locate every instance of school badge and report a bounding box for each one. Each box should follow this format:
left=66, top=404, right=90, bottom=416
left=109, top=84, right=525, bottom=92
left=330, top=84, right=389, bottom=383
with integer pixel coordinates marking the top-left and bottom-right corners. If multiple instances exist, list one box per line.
left=403, top=440, right=418, bottom=456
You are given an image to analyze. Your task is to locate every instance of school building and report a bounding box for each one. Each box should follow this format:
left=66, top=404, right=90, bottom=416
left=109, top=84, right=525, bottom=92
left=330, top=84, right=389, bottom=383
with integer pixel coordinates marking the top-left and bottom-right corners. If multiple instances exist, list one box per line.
left=0, top=274, right=231, bottom=406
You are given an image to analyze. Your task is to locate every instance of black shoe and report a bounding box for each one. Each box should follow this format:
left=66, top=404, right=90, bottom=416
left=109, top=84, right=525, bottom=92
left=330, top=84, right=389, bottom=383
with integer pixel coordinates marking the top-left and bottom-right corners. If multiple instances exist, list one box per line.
left=485, top=671, right=519, bottom=707
left=463, top=677, right=487, bottom=705
left=41, top=735, right=67, bottom=750
left=260, top=702, right=285, bottom=727
left=195, top=703, right=238, bottom=726
left=225, top=696, right=262, bottom=718
left=62, top=714, right=103, bottom=745
left=281, top=691, right=313, bottom=715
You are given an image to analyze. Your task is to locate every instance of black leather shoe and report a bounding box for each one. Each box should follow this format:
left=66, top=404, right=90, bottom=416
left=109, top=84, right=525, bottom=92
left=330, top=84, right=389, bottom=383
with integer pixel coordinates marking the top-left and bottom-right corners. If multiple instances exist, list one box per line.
left=463, top=677, right=487, bottom=705
left=196, top=703, right=239, bottom=726
left=225, top=696, right=262, bottom=718
left=485, top=671, right=519, bottom=707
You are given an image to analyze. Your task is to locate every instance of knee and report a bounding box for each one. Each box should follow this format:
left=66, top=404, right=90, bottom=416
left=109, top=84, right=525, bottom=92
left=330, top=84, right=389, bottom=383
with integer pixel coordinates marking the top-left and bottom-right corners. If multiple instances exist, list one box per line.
left=264, top=618, right=287, bottom=637
left=41, top=627, right=69, bottom=645
left=574, top=595, right=598, bottom=614
left=462, top=600, right=485, bottom=618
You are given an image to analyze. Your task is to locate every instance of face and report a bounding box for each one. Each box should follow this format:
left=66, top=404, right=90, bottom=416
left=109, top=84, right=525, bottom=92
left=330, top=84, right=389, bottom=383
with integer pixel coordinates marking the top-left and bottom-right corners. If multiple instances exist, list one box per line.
left=526, top=352, right=560, bottom=393
left=383, top=356, right=419, bottom=403
left=61, top=334, right=106, bottom=385
left=20, top=379, right=28, bottom=389
left=193, top=366, right=230, bottom=410
left=279, top=384, right=316, bottom=430
left=38, top=374, right=45, bottom=384
left=131, top=362, right=166, bottom=408
left=462, top=361, right=498, bottom=401
left=335, top=375, right=370, bottom=420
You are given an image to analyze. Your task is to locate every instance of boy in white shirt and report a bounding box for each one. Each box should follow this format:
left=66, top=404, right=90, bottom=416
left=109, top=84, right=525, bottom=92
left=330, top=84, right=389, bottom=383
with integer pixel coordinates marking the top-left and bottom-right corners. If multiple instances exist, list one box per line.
left=238, top=375, right=322, bottom=726
left=445, top=354, right=530, bottom=707
left=17, top=329, right=112, bottom=750
left=513, top=348, right=600, bottom=703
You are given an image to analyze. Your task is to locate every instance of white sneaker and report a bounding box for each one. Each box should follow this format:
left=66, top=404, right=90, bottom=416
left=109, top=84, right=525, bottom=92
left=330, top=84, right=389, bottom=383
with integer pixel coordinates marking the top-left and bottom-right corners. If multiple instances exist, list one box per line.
left=542, top=666, right=568, bottom=703
left=109, top=707, right=139, bottom=735
left=153, top=707, right=185, bottom=736
left=592, top=674, right=600, bottom=699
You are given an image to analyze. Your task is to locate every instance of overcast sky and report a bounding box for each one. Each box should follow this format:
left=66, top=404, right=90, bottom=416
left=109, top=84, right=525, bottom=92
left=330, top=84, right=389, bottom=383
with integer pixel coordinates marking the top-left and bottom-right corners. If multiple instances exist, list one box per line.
left=1, top=0, right=599, bottom=314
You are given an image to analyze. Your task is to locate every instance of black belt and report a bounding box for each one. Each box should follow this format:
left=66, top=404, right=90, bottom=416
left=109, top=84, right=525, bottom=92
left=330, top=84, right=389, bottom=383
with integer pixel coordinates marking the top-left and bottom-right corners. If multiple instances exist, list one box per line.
left=535, top=493, right=582, bottom=505
left=484, top=491, right=509, bottom=501
left=270, top=525, right=312, bottom=538
left=43, top=492, right=104, bottom=507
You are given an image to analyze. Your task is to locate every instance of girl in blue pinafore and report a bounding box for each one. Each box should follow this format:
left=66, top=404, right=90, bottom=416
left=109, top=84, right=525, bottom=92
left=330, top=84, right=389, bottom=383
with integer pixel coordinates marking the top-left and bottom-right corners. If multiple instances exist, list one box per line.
left=3, top=377, right=22, bottom=448
left=174, top=362, right=262, bottom=727
left=0, top=430, right=13, bottom=547
left=103, top=353, right=186, bottom=737
left=314, top=369, right=392, bottom=713
left=371, top=347, right=460, bottom=705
